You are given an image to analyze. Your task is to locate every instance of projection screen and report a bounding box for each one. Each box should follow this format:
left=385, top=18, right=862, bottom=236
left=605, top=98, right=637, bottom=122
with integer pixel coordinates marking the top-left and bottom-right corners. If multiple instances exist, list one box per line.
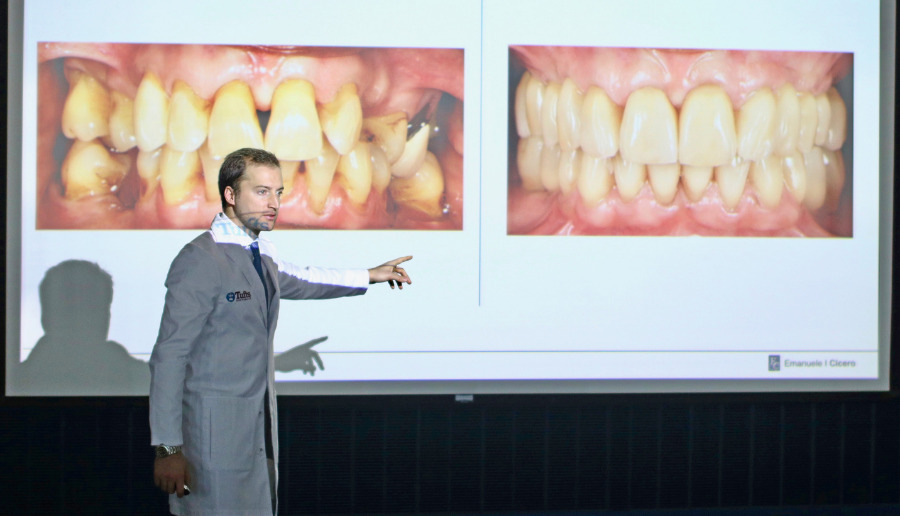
left=6, top=0, right=896, bottom=395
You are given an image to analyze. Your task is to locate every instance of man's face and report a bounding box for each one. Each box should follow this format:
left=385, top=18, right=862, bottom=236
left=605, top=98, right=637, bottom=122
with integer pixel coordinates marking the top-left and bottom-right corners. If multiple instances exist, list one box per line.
left=226, top=164, right=284, bottom=235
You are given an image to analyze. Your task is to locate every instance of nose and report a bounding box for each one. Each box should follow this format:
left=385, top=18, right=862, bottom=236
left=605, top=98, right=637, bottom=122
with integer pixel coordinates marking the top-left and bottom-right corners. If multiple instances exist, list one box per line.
left=269, top=191, right=280, bottom=209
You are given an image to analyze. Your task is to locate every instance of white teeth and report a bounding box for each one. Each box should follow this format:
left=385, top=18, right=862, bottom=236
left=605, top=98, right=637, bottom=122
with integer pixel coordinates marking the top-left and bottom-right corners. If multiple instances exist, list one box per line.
left=773, top=83, right=800, bottom=156
left=369, top=143, right=392, bottom=194
left=336, top=140, right=373, bottom=206
left=621, top=87, right=678, bottom=164
left=577, top=154, right=613, bottom=205
left=797, top=92, right=818, bottom=153
left=540, top=143, right=561, bottom=192
left=682, top=165, right=713, bottom=202
left=822, top=148, right=846, bottom=210
left=304, top=142, right=339, bottom=214
left=781, top=151, right=807, bottom=204
left=557, top=79, right=583, bottom=152
left=813, top=92, right=832, bottom=147
left=137, top=147, right=163, bottom=197
left=613, top=155, right=647, bottom=202
left=108, top=90, right=137, bottom=152
left=281, top=160, right=300, bottom=197
left=678, top=84, right=736, bottom=167
left=159, top=147, right=202, bottom=205
left=514, top=71, right=532, bottom=138
left=736, top=87, right=775, bottom=161
left=580, top=86, right=621, bottom=158
left=750, top=155, right=784, bottom=209
left=514, top=75, right=848, bottom=214
left=391, top=123, right=430, bottom=179
left=558, top=149, right=579, bottom=195
left=198, top=142, right=223, bottom=202
left=134, top=72, right=170, bottom=152
left=389, top=151, right=445, bottom=218
left=647, top=163, right=680, bottom=205
left=517, top=137, right=544, bottom=191
left=525, top=72, right=545, bottom=138
left=541, top=81, right=560, bottom=146
left=207, top=80, right=264, bottom=159
left=167, top=80, right=210, bottom=152
left=265, top=79, right=323, bottom=161
left=362, top=112, right=407, bottom=164
left=61, top=139, right=129, bottom=200
left=802, top=147, right=826, bottom=211
left=824, top=88, right=847, bottom=151
left=715, top=161, right=750, bottom=211
left=319, top=83, right=363, bottom=156
left=62, top=71, right=111, bottom=142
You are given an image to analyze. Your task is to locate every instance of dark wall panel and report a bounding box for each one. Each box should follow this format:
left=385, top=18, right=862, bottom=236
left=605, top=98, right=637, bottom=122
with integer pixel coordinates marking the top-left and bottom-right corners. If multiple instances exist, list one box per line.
left=3, top=397, right=900, bottom=515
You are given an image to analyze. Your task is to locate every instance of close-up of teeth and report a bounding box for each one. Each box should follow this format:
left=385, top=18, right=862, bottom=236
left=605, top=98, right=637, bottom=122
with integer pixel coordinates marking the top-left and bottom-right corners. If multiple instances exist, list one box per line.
left=508, top=46, right=853, bottom=237
left=37, top=43, right=464, bottom=230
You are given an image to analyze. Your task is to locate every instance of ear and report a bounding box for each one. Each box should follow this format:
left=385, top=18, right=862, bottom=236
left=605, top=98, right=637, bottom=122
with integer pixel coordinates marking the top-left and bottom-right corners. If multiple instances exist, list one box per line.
left=224, top=185, right=236, bottom=207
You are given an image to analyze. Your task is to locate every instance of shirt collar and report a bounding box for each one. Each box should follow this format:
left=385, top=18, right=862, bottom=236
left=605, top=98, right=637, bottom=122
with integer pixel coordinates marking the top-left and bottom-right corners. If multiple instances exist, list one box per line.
left=209, top=213, right=278, bottom=259
left=210, top=213, right=257, bottom=246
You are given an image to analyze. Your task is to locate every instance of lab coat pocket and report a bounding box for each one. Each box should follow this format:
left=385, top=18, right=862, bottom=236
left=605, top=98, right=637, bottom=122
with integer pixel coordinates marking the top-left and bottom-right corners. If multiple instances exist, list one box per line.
left=206, top=396, right=260, bottom=471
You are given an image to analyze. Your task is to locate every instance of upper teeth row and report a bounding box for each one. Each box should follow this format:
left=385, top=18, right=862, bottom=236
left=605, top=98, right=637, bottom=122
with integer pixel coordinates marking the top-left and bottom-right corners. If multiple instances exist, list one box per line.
left=514, top=72, right=847, bottom=167
left=59, top=70, right=444, bottom=217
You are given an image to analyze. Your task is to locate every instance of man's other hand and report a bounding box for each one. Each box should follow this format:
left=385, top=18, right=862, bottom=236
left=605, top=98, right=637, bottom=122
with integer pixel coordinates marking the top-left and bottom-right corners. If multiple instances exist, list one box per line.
left=154, top=453, right=191, bottom=498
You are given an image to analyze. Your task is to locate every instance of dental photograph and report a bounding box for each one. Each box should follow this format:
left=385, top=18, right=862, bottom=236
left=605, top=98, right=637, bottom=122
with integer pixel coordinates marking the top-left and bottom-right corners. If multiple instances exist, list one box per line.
left=508, top=46, right=853, bottom=237
left=36, top=43, right=464, bottom=231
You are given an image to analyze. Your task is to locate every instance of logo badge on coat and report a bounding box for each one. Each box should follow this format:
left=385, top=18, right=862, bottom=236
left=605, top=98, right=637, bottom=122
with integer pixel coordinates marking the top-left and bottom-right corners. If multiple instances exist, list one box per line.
left=226, top=291, right=252, bottom=302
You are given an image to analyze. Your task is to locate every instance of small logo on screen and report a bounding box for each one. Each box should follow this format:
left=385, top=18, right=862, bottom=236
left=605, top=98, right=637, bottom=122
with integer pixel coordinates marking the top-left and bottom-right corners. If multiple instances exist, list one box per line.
left=768, top=355, right=781, bottom=372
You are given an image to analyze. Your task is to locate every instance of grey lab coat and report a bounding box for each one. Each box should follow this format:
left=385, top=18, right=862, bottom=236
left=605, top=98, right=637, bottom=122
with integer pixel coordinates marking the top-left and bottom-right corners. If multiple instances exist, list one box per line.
left=150, top=214, right=368, bottom=515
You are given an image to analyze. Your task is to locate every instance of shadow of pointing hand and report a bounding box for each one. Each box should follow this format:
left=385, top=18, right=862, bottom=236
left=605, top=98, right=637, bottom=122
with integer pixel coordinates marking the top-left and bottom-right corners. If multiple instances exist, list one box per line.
left=274, top=336, right=328, bottom=375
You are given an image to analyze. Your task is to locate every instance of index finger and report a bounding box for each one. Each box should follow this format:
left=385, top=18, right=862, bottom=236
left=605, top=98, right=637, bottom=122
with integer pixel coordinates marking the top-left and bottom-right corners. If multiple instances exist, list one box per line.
left=386, top=255, right=413, bottom=267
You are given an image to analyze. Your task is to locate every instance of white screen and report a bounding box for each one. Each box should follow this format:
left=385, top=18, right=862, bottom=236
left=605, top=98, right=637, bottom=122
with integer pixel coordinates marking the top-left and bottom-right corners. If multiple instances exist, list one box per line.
left=6, top=0, right=895, bottom=395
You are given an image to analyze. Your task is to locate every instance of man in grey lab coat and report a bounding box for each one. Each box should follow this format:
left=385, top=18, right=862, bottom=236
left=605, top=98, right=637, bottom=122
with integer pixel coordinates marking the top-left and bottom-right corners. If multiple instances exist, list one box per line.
left=149, top=147, right=411, bottom=515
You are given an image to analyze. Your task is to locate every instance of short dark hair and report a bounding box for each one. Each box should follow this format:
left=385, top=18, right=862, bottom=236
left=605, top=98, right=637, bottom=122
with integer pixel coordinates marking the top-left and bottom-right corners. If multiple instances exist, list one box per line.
left=218, top=148, right=281, bottom=210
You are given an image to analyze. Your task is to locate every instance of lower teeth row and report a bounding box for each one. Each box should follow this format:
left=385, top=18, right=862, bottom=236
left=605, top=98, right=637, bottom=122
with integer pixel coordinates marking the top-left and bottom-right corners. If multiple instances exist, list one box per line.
left=517, top=137, right=845, bottom=212
left=60, top=137, right=446, bottom=219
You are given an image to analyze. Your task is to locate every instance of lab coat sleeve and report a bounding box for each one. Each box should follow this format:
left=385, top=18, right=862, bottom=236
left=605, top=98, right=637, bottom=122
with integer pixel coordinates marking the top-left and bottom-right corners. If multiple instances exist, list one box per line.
left=149, top=242, right=220, bottom=445
left=274, top=258, right=369, bottom=300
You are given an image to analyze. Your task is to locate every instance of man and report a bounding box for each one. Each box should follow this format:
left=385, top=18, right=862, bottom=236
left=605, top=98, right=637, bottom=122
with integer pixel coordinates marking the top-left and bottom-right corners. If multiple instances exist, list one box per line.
left=149, top=148, right=411, bottom=515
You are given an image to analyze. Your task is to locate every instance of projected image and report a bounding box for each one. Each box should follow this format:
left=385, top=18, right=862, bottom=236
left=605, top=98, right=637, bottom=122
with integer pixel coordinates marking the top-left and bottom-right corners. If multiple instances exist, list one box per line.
left=508, top=46, right=853, bottom=237
left=36, top=43, right=464, bottom=230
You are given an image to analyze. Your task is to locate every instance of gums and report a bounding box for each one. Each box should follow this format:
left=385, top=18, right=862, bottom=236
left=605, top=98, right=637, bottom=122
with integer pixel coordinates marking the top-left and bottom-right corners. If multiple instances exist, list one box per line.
left=508, top=46, right=853, bottom=237
left=37, top=44, right=464, bottom=230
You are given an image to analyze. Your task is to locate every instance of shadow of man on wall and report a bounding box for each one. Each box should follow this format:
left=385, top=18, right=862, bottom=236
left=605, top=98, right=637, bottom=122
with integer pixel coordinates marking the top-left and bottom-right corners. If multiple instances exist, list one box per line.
left=14, top=260, right=150, bottom=395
